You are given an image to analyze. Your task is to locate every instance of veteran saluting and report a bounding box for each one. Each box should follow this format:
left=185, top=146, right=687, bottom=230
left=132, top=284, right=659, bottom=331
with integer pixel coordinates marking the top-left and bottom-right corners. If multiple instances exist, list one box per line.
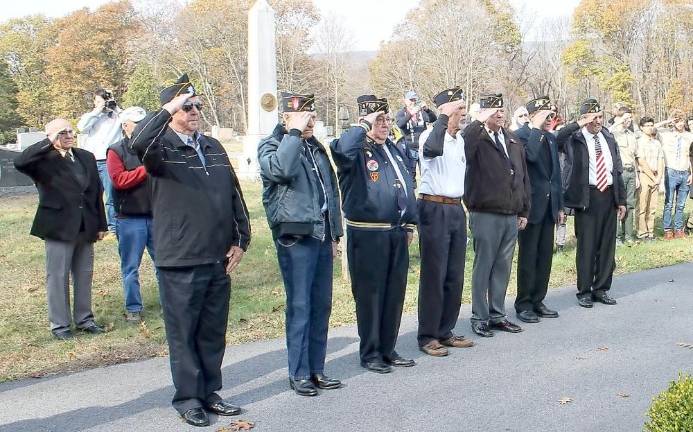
left=331, top=95, right=417, bottom=374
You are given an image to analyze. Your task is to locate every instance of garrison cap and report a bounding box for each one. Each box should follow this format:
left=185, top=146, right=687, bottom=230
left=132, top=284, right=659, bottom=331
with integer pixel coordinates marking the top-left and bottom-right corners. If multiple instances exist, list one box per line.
left=433, top=87, right=465, bottom=108
left=404, top=90, right=418, bottom=100
left=526, top=96, right=551, bottom=114
left=280, top=92, right=315, bottom=112
left=579, top=98, right=601, bottom=115
left=160, top=73, right=198, bottom=105
left=480, top=93, right=503, bottom=109
left=357, top=95, right=389, bottom=116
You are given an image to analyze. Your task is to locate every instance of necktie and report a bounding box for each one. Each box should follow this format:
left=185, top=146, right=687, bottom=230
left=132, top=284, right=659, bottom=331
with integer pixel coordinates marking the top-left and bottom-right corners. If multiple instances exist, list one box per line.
left=66, top=152, right=74, bottom=162
left=494, top=131, right=505, bottom=155
left=594, top=134, right=608, bottom=192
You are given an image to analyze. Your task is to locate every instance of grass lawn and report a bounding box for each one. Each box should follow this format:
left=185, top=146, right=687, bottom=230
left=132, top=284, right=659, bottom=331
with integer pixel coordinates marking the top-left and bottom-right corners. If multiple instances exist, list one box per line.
left=1, top=184, right=692, bottom=382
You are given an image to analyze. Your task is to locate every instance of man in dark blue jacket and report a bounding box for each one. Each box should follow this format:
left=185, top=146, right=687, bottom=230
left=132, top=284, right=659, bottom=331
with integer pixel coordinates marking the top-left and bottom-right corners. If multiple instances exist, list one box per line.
left=130, top=74, right=251, bottom=427
left=258, top=92, right=343, bottom=397
left=514, top=97, right=563, bottom=324
left=331, top=95, right=417, bottom=374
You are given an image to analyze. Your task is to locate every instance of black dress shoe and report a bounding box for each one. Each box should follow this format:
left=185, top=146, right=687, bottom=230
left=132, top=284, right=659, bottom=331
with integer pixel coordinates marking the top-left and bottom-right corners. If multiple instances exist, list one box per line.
left=78, top=323, right=105, bottom=334
left=592, top=292, right=617, bottom=305
left=516, top=310, right=540, bottom=323
left=289, top=378, right=318, bottom=396
left=383, top=353, right=416, bottom=367
left=534, top=304, right=559, bottom=318
left=181, top=408, right=209, bottom=427
left=311, top=373, right=342, bottom=389
left=471, top=321, right=494, bottom=337
left=205, top=400, right=241, bottom=416
left=577, top=296, right=594, bottom=308
left=51, top=329, right=73, bottom=340
left=360, top=360, right=393, bottom=374
left=490, top=319, right=523, bottom=333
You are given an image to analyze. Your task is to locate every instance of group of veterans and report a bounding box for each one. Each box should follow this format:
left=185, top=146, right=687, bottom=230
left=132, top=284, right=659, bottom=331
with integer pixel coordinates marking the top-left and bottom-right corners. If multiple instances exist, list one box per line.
left=15, top=72, right=693, bottom=427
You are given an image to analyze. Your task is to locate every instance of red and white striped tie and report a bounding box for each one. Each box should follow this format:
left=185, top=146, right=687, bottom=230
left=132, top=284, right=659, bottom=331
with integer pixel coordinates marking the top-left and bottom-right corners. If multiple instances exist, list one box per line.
left=594, top=134, right=608, bottom=192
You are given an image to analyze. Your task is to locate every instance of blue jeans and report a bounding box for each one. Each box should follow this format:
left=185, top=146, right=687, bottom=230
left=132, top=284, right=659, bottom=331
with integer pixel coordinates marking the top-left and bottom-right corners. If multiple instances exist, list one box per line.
left=96, top=160, right=116, bottom=232
left=275, top=231, right=333, bottom=380
left=116, top=216, right=156, bottom=313
left=663, top=168, right=690, bottom=231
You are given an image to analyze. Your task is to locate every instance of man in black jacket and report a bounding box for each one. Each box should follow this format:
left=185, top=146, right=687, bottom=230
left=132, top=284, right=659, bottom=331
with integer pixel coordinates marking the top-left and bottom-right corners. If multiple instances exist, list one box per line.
left=514, top=97, right=563, bottom=324
left=130, top=74, right=251, bottom=427
left=464, top=94, right=531, bottom=338
left=557, top=99, right=626, bottom=308
left=331, top=95, right=417, bottom=374
left=14, top=118, right=107, bottom=340
left=258, top=92, right=344, bottom=397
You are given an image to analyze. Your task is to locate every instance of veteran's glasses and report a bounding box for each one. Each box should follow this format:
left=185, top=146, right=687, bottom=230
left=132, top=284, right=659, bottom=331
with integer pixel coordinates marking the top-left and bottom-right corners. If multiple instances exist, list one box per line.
left=182, top=102, right=203, bottom=112
left=58, top=129, right=75, bottom=137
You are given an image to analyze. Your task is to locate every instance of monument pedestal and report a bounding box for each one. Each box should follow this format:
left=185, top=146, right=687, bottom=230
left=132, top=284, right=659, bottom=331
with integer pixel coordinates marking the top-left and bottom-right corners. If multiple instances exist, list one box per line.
left=237, top=134, right=263, bottom=181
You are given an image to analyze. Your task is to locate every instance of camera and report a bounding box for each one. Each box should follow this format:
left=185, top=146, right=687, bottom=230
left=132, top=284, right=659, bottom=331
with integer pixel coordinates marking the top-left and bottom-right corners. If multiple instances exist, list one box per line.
left=102, top=91, right=117, bottom=111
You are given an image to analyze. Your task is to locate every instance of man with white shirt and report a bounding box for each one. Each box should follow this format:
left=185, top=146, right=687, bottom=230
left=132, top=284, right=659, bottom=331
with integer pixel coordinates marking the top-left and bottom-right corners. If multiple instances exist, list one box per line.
left=416, top=87, right=474, bottom=357
left=557, top=99, right=626, bottom=308
left=463, top=94, right=531, bottom=338
left=77, top=88, right=123, bottom=233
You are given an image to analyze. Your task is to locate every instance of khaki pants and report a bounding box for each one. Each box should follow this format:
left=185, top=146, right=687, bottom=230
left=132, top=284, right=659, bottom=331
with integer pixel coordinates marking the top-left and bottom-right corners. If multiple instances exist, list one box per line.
left=637, top=178, right=659, bottom=238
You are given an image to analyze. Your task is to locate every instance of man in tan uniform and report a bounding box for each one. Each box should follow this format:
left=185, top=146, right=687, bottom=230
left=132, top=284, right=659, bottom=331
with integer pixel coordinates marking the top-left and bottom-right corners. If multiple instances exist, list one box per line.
left=636, top=116, right=664, bottom=240
left=610, top=108, right=639, bottom=244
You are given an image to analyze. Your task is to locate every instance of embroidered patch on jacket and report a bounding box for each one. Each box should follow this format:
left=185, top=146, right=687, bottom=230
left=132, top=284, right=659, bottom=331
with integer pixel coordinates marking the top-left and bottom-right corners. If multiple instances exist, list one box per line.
left=370, top=171, right=380, bottom=182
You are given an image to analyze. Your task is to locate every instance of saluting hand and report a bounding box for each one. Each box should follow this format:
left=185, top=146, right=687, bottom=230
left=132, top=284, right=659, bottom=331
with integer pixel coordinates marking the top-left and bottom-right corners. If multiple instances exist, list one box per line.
left=577, top=113, right=597, bottom=128
left=286, top=111, right=315, bottom=133
left=362, top=110, right=384, bottom=126
left=225, top=245, right=245, bottom=274
left=439, top=100, right=465, bottom=117
left=477, top=108, right=498, bottom=124
left=530, top=110, right=553, bottom=130
left=163, top=91, right=195, bottom=115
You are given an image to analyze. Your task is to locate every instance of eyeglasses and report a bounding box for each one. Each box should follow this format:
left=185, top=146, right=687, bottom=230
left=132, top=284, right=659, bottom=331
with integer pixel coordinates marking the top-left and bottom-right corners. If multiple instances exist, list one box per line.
left=375, top=117, right=392, bottom=125
left=182, top=102, right=203, bottom=112
left=519, top=113, right=529, bottom=117
left=58, top=129, right=75, bottom=136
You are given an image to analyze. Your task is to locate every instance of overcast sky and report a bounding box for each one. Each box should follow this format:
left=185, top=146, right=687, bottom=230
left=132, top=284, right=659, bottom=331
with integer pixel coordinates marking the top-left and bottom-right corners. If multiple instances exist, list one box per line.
left=3, top=0, right=581, bottom=50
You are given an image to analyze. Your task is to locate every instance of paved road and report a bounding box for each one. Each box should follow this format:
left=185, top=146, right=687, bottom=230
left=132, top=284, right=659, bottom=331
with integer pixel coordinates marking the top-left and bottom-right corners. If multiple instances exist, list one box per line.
left=1, top=263, right=692, bottom=432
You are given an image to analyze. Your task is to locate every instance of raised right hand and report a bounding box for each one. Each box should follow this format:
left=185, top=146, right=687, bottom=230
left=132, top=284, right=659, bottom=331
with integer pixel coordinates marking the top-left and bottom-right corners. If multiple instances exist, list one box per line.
left=163, top=91, right=194, bottom=115
left=363, top=110, right=384, bottom=126
left=439, top=100, right=465, bottom=117
left=477, top=108, right=498, bottom=123
left=286, top=111, right=314, bottom=133
left=577, top=113, right=597, bottom=127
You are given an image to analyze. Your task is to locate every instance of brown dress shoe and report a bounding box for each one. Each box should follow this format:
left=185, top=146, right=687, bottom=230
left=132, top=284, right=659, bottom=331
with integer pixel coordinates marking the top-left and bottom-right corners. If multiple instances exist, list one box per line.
left=664, top=230, right=674, bottom=240
left=675, top=229, right=685, bottom=239
left=440, top=335, right=475, bottom=348
left=419, top=340, right=449, bottom=357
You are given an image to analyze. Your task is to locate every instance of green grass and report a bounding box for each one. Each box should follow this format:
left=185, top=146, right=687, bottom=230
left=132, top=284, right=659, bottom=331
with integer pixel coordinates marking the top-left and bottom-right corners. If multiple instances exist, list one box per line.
left=1, top=186, right=692, bottom=382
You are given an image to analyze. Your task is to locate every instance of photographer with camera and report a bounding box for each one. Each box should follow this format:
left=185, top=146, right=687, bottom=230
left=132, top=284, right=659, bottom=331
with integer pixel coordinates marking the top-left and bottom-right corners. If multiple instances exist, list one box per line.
left=395, top=90, right=437, bottom=186
left=77, top=88, right=123, bottom=233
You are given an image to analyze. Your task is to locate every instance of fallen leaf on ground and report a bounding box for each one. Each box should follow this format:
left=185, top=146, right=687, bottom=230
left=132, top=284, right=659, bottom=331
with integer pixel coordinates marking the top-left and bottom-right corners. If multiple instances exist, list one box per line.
left=575, top=356, right=587, bottom=360
left=216, top=420, right=255, bottom=431
left=104, top=322, right=114, bottom=332
left=667, top=279, right=674, bottom=282
left=559, top=397, right=573, bottom=405
left=676, top=342, right=693, bottom=349
left=597, top=346, right=609, bottom=352
left=617, top=392, right=630, bottom=398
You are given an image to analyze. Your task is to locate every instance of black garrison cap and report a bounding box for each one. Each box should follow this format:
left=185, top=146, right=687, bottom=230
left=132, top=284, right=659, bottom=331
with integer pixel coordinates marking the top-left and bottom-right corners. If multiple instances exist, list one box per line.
left=357, top=95, right=389, bottom=116
left=160, top=73, right=198, bottom=105
left=280, top=92, right=316, bottom=112
left=480, top=93, right=504, bottom=109
left=579, top=98, right=601, bottom=115
left=526, top=96, right=552, bottom=114
left=433, top=87, right=465, bottom=108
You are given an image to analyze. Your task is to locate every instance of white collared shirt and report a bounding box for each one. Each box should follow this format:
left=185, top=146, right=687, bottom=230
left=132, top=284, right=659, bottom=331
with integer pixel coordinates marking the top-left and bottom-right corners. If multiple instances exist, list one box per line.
left=418, top=128, right=466, bottom=198
left=485, top=126, right=508, bottom=157
left=581, top=127, right=613, bottom=186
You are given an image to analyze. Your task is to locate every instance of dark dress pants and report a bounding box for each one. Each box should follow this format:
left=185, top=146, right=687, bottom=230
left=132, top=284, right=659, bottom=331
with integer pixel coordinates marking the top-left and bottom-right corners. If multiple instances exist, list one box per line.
left=417, top=200, right=467, bottom=346
left=275, top=230, right=333, bottom=380
left=574, top=186, right=617, bottom=298
left=516, top=212, right=555, bottom=312
left=347, top=227, right=409, bottom=363
left=157, top=262, right=230, bottom=414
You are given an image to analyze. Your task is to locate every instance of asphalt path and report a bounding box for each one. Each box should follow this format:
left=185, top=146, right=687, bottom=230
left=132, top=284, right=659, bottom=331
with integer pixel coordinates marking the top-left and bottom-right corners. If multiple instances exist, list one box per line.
left=1, top=263, right=691, bottom=432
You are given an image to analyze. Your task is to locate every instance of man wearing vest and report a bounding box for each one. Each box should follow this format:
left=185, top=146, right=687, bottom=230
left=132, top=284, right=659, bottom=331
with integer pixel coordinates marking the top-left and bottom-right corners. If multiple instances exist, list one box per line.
left=416, top=87, right=474, bottom=357
left=557, top=99, right=626, bottom=308
left=107, top=106, right=155, bottom=323
left=331, top=95, right=418, bottom=374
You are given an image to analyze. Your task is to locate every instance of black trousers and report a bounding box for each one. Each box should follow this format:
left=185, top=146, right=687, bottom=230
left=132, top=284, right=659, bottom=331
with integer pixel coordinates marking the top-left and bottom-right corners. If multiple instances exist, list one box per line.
left=158, top=262, right=230, bottom=414
left=347, top=227, right=409, bottom=363
left=417, top=200, right=467, bottom=346
left=574, top=187, right=617, bottom=298
left=516, top=216, right=555, bottom=312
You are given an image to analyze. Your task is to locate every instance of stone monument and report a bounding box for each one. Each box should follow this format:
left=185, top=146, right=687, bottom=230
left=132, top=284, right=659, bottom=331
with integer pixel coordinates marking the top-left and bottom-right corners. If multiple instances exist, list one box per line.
left=238, top=0, right=278, bottom=180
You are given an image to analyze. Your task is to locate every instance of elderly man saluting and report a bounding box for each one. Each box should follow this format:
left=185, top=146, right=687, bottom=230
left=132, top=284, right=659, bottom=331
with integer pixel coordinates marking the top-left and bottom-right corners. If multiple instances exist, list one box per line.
left=130, top=74, right=251, bottom=427
left=14, top=118, right=108, bottom=340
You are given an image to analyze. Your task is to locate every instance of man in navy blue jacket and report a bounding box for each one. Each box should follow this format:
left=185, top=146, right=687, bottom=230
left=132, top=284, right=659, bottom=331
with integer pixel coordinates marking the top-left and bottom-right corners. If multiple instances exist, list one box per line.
left=514, top=97, right=563, bottom=323
left=331, top=95, right=417, bottom=374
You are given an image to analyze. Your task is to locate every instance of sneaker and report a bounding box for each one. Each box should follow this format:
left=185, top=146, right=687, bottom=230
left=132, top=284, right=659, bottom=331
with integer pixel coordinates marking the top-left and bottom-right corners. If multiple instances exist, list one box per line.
left=675, top=229, right=685, bottom=239
left=664, top=230, right=674, bottom=240
left=125, top=312, right=142, bottom=323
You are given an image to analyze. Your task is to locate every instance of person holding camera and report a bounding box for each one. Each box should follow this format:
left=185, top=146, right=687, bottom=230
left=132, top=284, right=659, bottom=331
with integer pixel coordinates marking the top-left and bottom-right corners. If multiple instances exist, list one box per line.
left=258, top=92, right=344, bottom=397
left=77, top=88, right=123, bottom=233
left=395, top=90, right=437, bottom=186
left=14, top=118, right=108, bottom=340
